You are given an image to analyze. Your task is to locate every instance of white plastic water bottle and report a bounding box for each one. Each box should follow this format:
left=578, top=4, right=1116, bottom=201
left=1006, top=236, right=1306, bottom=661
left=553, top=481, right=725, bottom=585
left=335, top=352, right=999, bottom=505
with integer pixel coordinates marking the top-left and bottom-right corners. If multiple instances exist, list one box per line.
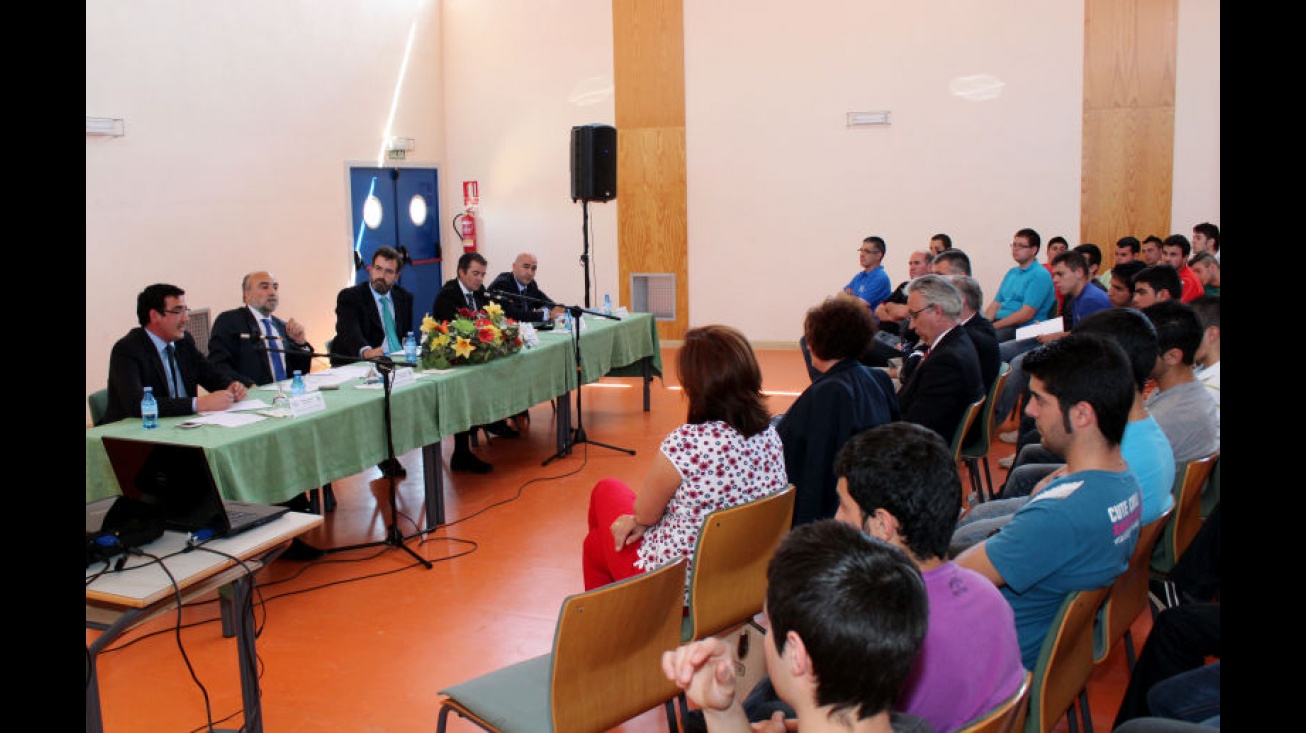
left=140, top=386, right=159, bottom=429
left=404, top=331, right=418, bottom=364
left=291, top=370, right=307, bottom=396
left=603, top=293, right=613, bottom=315
left=563, top=309, right=573, bottom=333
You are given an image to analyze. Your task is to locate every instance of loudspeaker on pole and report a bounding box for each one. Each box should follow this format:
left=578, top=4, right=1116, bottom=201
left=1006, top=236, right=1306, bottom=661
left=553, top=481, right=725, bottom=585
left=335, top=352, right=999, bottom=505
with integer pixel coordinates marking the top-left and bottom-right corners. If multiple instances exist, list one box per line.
left=570, top=124, right=617, bottom=202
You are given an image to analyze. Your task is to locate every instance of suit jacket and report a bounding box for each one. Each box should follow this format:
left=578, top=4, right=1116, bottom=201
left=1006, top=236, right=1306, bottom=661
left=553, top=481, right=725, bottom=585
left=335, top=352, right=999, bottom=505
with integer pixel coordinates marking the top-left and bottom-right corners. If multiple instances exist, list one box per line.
left=963, top=314, right=1001, bottom=394
left=103, top=328, right=237, bottom=424
left=432, top=278, right=490, bottom=322
left=208, top=307, right=314, bottom=386
left=897, top=325, right=985, bottom=442
left=331, top=282, right=414, bottom=366
left=486, top=271, right=555, bottom=323
left=779, top=359, right=901, bottom=527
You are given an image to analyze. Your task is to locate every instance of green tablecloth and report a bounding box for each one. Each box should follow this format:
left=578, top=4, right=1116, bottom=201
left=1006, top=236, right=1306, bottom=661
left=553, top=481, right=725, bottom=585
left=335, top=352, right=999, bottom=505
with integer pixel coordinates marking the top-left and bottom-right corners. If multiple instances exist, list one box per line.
left=86, top=312, right=661, bottom=505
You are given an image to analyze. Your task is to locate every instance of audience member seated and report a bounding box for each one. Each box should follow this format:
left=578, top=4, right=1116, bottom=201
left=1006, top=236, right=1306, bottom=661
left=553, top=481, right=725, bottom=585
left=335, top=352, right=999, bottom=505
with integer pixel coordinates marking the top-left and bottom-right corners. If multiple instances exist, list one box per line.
left=582, top=325, right=788, bottom=599
left=1043, top=235, right=1069, bottom=318
left=1188, top=295, right=1220, bottom=445
left=1142, top=300, right=1219, bottom=461
left=1160, top=235, right=1205, bottom=302
left=799, top=236, right=891, bottom=377
left=1130, top=264, right=1183, bottom=309
left=778, top=297, right=899, bottom=527
left=951, top=308, right=1175, bottom=556
left=1191, top=221, right=1220, bottom=262
left=896, top=274, right=985, bottom=442
left=1072, top=243, right=1110, bottom=291
left=985, top=227, right=1057, bottom=342
left=929, top=231, right=953, bottom=257
left=932, top=248, right=972, bottom=276
left=1141, top=235, right=1164, bottom=266
left=1109, top=261, right=1147, bottom=308
left=1187, top=253, right=1220, bottom=296
left=721, top=424, right=1025, bottom=733
left=954, top=332, right=1142, bottom=669
left=663, top=520, right=933, bottom=733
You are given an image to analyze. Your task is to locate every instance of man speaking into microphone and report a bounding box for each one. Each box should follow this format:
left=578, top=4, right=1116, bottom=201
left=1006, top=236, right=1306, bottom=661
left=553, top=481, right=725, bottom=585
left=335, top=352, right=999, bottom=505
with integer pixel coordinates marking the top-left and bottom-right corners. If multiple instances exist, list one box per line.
left=208, top=270, right=314, bottom=387
left=487, top=252, right=566, bottom=324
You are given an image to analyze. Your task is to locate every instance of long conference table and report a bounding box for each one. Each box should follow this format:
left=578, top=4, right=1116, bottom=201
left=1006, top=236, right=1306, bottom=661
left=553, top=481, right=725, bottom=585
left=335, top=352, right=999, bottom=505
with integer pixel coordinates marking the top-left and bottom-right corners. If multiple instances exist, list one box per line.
left=85, top=312, right=662, bottom=530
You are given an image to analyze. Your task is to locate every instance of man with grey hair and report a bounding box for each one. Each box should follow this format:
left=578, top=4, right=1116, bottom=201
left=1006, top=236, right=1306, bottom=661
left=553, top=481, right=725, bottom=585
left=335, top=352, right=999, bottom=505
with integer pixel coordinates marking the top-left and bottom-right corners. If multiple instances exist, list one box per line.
left=896, top=274, right=985, bottom=441
left=951, top=275, right=1000, bottom=395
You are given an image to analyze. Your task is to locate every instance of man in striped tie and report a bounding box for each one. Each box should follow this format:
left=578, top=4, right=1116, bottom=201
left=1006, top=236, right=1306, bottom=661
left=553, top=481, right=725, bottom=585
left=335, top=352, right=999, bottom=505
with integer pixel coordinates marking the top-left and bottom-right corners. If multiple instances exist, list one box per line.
left=208, top=271, right=315, bottom=387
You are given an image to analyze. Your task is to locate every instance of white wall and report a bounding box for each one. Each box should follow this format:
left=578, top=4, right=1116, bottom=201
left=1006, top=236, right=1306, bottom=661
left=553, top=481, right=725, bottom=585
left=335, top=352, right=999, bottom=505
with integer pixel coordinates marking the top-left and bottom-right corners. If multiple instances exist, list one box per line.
left=86, top=0, right=1219, bottom=420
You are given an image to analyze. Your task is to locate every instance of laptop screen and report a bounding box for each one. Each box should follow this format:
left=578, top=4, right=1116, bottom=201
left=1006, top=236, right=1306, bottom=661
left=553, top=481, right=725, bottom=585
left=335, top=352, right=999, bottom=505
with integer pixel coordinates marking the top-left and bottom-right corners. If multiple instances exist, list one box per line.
left=101, top=437, right=230, bottom=533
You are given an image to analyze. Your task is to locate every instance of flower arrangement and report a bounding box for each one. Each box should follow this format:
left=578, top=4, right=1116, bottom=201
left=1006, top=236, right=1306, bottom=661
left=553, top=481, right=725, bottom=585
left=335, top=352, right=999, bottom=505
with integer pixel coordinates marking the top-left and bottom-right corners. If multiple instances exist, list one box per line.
left=418, top=301, right=523, bottom=369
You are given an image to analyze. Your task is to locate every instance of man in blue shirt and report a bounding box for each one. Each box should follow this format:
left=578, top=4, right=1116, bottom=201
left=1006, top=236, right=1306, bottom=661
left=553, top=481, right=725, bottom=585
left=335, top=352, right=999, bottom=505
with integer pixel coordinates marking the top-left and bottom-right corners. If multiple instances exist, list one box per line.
left=985, top=228, right=1056, bottom=342
left=844, top=236, right=892, bottom=311
left=955, top=333, right=1141, bottom=669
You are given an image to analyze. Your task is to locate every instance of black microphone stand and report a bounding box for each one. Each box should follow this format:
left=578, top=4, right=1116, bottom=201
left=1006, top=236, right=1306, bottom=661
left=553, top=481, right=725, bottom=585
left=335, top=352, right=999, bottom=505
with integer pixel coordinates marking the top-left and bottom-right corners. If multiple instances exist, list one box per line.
left=256, top=339, right=432, bottom=568
left=487, top=290, right=635, bottom=464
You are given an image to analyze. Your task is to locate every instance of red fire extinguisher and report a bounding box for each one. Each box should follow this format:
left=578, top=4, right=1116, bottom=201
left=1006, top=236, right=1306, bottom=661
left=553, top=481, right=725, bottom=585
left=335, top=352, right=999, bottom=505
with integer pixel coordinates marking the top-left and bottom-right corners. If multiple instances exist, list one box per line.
left=455, top=210, right=477, bottom=253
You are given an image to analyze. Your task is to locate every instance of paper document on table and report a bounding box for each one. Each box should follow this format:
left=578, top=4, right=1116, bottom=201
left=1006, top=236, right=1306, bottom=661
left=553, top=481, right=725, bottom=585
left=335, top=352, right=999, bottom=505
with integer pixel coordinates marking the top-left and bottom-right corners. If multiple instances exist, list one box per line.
left=229, top=398, right=273, bottom=411
left=179, top=411, right=267, bottom=428
left=1015, top=318, right=1065, bottom=341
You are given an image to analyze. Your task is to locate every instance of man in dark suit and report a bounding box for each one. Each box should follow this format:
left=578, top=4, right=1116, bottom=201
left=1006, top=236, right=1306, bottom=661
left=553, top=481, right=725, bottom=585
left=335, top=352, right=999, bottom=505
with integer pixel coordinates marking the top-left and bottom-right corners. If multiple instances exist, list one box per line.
left=895, top=274, right=985, bottom=442
left=103, top=283, right=249, bottom=424
left=485, top=252, right=566, bottom=324
left=208, top=270, right=314, bottom=386
left=951, top=275, right=1000, bottom=393
left=331, top=246, right=414, bottom=367
left=432, top=251, right=520, bottom=474
left=331, top=245, right=415, bottom=478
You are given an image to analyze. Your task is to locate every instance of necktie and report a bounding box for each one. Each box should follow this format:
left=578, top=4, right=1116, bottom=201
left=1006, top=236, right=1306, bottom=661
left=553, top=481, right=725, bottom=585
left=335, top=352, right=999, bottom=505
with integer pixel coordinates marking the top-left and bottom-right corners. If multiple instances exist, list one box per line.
left=263, top=318, right=287, bottom=382
left=379, top=295, right=400, bottom=352
left=466, top=291, right=477, bottom=312
left=165, top=344, right=185, bottom=399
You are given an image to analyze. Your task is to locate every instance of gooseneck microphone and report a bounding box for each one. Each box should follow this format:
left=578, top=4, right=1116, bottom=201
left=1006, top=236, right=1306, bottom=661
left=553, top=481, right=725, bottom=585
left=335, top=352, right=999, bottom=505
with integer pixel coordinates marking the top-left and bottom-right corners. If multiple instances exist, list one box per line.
left=238, top=333, right=281, bottom=341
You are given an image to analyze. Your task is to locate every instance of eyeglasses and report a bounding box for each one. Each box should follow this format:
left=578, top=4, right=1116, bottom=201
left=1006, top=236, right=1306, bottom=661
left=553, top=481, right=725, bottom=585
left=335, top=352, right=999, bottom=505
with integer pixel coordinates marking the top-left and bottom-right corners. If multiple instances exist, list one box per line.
left=907, top=304, right=935, bottom=320
left=163, top=307, right=190, bottom=316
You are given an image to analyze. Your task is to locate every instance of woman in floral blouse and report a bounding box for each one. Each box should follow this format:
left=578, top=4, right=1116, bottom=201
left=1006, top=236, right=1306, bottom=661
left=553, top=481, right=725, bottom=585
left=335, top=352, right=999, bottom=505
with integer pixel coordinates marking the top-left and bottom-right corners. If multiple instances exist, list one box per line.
left=582, top=324, right=788, bottom=596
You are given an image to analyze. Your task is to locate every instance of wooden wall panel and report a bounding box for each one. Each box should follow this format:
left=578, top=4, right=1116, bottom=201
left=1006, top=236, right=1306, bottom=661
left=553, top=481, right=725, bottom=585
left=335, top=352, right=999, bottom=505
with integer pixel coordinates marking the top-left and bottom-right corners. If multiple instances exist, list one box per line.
left=1081, top=0, right=1177, bottom=272
left=1081, top=107, right=1175, bottom=252
left=613, top=0, right=688, bottom=340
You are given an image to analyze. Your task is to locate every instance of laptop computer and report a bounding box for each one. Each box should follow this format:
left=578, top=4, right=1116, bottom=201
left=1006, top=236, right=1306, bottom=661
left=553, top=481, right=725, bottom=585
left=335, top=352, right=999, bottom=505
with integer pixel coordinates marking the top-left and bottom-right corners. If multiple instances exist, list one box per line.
left=101, top=436, right=290, bottom=537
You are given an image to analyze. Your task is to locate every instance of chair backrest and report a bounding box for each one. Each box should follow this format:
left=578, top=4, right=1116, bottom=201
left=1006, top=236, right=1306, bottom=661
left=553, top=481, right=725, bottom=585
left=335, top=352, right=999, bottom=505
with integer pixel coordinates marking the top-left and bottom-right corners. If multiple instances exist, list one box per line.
left=550, top=558, right=687, bottom=733
left=1023, top=586, right=1110, bottom=733
left=962, top=361, right=1012, bottom=457
left=1200, top=453, right=1220, bottom=518
left=186, top=307, right=212, bottom=356
left=957, top=669, right=1033, bottom=733
left=88, top=389, right=110, bottom=427
left=951, top=395, right=987, bottom=462
left=1093, top=505, right=1173, bottom=664
left=683, top=486, right=796, bottom=642
left=1151, top=452, right=1218, bottom=575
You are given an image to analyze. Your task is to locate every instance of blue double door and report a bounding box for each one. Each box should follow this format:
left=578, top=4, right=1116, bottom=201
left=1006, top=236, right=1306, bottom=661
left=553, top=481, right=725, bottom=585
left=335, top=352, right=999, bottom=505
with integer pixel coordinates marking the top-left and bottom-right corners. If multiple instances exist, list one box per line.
left=348, top=166, right=443, bottom=336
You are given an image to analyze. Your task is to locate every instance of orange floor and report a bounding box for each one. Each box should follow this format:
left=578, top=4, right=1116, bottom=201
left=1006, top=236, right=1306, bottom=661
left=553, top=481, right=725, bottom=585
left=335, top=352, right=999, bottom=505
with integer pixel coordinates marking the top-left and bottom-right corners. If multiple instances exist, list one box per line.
left=86, top=347, right=1148, bottom=733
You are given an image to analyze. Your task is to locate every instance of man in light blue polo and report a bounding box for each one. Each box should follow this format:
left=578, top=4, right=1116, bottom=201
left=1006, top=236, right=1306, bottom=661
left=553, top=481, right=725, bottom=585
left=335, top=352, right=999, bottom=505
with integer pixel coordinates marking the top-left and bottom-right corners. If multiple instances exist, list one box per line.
left=844, top=235, right=892, bottom=312
left=985, top=227, right=1057, bottom=342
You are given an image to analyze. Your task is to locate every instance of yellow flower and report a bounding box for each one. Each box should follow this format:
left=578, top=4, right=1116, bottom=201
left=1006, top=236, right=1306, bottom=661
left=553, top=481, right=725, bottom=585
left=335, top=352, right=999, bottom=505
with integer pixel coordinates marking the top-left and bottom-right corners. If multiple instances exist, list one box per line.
left=420, top=314, right=439, bottom=334
left=430, top=333, right=450, bottom=349
left=453, top=336, right=476, bottom=358
left=484, top=301, right=504, bottom=319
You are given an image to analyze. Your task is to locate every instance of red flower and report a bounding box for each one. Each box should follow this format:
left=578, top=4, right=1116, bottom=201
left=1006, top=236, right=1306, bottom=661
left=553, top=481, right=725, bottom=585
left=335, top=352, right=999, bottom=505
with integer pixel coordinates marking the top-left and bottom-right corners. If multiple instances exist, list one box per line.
left=477, top=327, right=497, bottom=343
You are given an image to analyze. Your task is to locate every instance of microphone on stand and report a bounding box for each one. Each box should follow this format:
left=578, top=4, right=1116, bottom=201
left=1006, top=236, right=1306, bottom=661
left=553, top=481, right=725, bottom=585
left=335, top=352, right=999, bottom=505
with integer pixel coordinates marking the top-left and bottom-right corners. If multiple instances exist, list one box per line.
left=238, top=333, right=281, bottom=341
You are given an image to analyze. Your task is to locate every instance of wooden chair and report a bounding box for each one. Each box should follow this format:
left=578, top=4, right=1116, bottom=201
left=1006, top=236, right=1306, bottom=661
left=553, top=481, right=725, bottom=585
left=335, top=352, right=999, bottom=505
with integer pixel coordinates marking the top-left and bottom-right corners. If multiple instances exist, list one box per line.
left=1023, top=586, right=1110, bottom=733
left=956, top=669, right=1033, bottom=733
left=1094, top=506, right=1173, bottom=670
left=675, top=486, right=796, bottom=721
left=950, top=396, right=987, bottom=509
left=959, top=362, right=1012, bottom=503
left=88, top=389, right=110, bottom=427
left=436, top=558, right=688, bottom=733
left=1150, top=451, right=1218, bottom=610
left=682, top=486, right=796, bottom=643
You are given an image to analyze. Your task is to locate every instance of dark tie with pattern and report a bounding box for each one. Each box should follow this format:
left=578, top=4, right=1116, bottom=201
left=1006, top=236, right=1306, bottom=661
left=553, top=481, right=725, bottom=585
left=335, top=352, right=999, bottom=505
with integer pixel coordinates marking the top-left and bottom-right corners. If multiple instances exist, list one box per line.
left=165, top=343, right=184, bottom=398
left=466, top=291, right=477, bottom=311
left=263, top=318, right=287, bottom=382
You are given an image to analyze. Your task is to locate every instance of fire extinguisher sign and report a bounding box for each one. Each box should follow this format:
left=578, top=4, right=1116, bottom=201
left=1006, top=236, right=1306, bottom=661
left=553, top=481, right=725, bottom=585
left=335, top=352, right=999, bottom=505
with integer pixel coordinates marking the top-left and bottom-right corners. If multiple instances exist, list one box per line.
left=463, top=181, right=479, bottom=208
